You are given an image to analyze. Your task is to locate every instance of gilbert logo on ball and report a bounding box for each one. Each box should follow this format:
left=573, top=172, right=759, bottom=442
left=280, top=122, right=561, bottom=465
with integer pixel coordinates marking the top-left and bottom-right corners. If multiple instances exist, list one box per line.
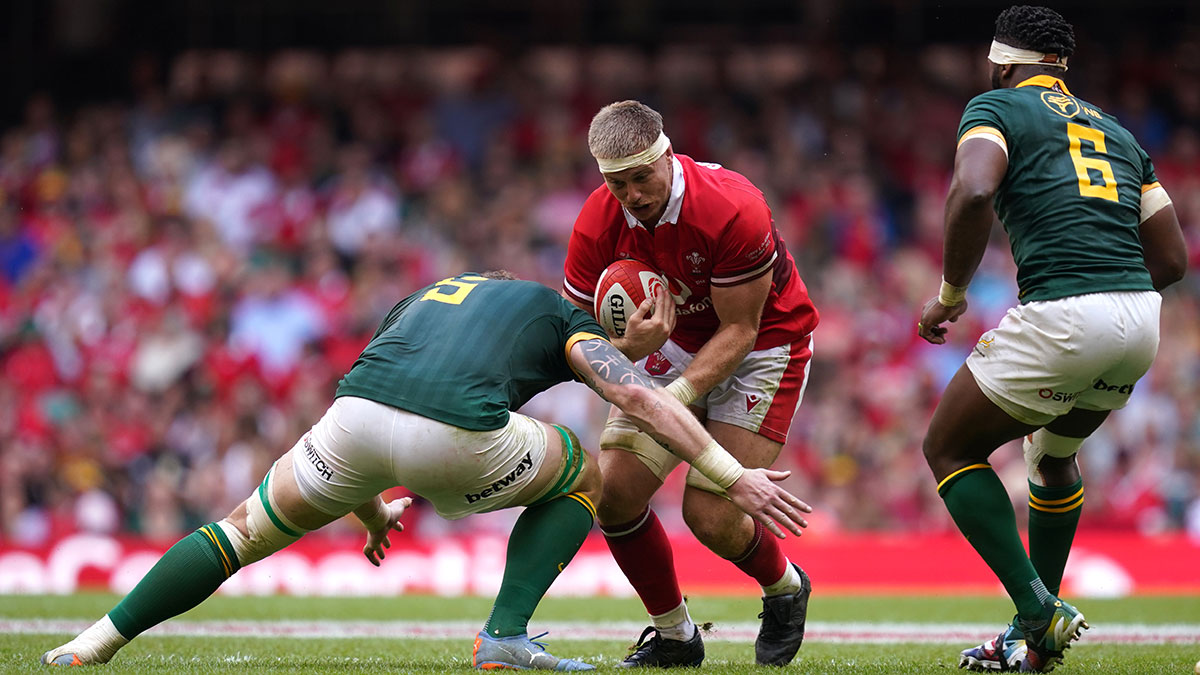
left=594, top=259, right=667, bottom=338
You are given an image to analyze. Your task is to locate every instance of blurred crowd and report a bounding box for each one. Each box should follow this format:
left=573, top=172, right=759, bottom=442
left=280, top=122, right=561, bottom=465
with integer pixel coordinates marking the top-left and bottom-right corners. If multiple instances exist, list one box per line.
left=2, top=42, right=1198, bottom=545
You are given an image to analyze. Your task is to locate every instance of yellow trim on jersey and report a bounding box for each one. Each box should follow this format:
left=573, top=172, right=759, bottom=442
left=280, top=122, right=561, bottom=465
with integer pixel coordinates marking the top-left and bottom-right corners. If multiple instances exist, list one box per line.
left=936, top=463, right=992, bottom=493
left=567, top=492, right=597, bottom=520
left=1029, top=496, right=1084, bottom=513
left=1141, top=182, right=1162, bottom=193
left=564, top=332, right=610, bottom=380
left=1030, top=487, right=1084, bottom=506
left=958, top=126, right=1009, bottom=156
left=1016, top=75, right=1073, bottom=96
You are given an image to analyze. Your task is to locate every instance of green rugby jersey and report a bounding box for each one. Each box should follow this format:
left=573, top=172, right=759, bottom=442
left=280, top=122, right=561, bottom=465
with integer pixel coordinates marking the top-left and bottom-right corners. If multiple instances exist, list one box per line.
left=335, top=274, right=608, bottom=431
left=957, top=75, right=1158, bottom=303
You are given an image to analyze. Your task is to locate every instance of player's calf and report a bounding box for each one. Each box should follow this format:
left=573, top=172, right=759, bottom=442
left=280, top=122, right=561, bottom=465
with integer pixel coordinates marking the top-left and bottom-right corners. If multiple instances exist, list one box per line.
left=40, top=469, right=310, bottom=666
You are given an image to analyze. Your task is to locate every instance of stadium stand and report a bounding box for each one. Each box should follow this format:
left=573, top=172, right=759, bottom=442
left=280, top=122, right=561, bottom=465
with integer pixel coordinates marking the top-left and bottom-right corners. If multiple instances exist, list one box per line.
left=0, top=43, right=1197, bottom=547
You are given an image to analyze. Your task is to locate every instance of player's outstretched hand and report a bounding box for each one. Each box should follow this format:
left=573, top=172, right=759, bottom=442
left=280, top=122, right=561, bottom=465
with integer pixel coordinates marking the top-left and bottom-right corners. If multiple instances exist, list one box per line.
left=917, top=297, right=969, bottom=345
left=725, top=468, right=811, bottom=539
left=362, top=497, right=413, bottom=567
left=615, top=285, right=676, bottom=361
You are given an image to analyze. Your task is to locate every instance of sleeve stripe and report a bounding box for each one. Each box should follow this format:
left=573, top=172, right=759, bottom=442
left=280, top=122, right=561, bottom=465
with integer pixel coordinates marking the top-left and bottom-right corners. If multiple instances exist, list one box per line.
left=711, top=251, right=777, bottom=286
left=563, top=278, right=595, bottom=303
left=958, top=126, right=1008, bottom=157
left=1140, top=185, right=1172, bottom=223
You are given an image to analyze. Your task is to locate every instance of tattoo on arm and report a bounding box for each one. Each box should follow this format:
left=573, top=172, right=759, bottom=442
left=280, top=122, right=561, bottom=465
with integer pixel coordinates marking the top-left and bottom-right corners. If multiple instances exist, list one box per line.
left=580, top=340, right=656, bottom=390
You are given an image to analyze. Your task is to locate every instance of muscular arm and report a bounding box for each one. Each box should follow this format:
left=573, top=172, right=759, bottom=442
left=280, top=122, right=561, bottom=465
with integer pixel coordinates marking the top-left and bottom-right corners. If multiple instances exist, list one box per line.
left=918, top=137, right=1008, bottom=344
left=942, top=137, right=1008, bottom=286
left=1139, top=203, right=1187, bottom=290
left=681, top=272, right=771, bottom=397
left=568, top=338, right=714, bottom=463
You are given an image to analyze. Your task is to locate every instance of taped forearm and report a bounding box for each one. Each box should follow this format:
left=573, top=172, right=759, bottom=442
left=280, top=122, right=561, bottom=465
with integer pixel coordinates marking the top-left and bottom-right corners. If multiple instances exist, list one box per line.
left=354, top=495, right=389, bottom=531
left=664, top=376, right=698, bottom=405
left=691, top=440, right=746, bottom=490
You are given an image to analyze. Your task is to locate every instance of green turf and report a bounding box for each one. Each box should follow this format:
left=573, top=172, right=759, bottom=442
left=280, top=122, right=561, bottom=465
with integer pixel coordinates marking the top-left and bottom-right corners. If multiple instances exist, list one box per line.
left=4, top=594, right=1199, bottom=673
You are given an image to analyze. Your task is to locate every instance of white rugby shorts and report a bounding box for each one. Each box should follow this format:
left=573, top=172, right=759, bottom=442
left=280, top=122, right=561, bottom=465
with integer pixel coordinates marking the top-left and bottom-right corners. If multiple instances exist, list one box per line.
left=288, top=396, right=548, bottom=520
left=966, top=291, right=1161, bottom=426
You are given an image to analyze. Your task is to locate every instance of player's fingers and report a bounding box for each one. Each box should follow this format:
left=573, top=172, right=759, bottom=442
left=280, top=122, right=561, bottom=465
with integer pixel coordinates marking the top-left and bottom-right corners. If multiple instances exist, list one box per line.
left=383, top=537, right=391, bottom=549
left=760, top=516, right=787, bottom=540
left=776, top=491, right=812, bottom=514
left=773, top=501, right=808, bottom=531
left=761, top=469, right=791, bottom=482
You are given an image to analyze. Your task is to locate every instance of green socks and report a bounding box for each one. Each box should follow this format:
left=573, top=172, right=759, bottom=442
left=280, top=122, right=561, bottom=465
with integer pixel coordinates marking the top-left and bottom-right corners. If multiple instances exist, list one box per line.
left=1028, top=479, right=1084, bottom=595
left=108, top=524, right=241, bottom=639
left=483, top=494, right=596, bottom=638
left=939, top=466, right=1050, bottom=620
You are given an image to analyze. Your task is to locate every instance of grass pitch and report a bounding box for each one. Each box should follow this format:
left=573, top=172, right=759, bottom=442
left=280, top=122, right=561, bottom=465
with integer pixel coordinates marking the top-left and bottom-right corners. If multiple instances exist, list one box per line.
left=3, top=593, right=1199, bottom=673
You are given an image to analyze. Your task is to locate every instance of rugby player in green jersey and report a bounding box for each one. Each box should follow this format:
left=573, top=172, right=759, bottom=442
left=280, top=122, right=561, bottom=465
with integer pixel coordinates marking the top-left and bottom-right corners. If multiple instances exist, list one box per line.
left=917, top=6, right=1187, bottom=672
left=41, top=272, right=811, bottom=671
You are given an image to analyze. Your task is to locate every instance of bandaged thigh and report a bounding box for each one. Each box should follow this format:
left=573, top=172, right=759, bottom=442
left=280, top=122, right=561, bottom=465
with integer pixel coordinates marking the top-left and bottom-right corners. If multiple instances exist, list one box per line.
left=600, top=414, right=680, bottom=481
left=539, top=425, right=590, bottom=498
left=217, top=465, right=307, bottom=566
left=1023, top=429, right=1085, bottom=486
left=522, top=424, right=599, bottom=519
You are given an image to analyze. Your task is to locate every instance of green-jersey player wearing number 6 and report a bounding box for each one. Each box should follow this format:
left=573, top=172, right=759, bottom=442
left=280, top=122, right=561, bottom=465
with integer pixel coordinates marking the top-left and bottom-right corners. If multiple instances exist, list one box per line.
left=42, top=271, right=810, bottom=671
left=916, top=5, right=1187, bottom=673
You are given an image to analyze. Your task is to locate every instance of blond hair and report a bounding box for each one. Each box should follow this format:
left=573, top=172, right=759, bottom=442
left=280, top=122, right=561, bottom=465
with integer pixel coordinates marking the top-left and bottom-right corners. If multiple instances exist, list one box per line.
left=587, top=101, right=664, bottom=159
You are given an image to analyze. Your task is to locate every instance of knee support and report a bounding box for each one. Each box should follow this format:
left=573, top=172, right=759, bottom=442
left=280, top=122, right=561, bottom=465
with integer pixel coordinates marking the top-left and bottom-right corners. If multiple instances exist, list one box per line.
left=600, top=415, right=675, bottom=480
left=1023, top=429, right=1085, bottom=486
left=528, top=424, right=590, bottom=507
left=217, top=464, right=307, bottom=566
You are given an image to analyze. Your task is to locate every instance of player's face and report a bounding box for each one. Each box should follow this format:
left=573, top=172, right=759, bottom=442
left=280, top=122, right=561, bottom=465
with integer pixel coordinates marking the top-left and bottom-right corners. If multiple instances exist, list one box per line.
left=601, top=152, right=673, bottom=225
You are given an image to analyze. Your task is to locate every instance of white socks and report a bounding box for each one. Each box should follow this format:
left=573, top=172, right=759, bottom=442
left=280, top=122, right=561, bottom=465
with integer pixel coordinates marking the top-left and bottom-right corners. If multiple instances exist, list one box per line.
left=650, top=601, right=696, bottom=642
left=44, top=615, right=129, bottom=664
left=761, top=561, right=803, bottom=598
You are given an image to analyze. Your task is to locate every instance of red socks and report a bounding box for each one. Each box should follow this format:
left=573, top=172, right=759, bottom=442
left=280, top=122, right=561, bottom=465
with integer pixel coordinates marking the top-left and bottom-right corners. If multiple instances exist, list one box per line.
left=600, top=508, right=683, bottom=615
left=728, top=520, right=787, bottom=587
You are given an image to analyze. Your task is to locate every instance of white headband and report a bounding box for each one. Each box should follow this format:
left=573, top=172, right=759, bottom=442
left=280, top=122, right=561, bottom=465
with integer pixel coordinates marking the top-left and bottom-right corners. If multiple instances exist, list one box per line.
left=988, top=39, right=1068, bottom=70
left=595, top=132, right=671, bottom=173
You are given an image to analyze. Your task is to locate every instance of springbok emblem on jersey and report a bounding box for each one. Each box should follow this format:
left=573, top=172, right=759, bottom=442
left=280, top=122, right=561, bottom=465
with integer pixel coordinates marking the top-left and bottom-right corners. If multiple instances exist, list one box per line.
left=1041, top=91, right=1079, bottom=118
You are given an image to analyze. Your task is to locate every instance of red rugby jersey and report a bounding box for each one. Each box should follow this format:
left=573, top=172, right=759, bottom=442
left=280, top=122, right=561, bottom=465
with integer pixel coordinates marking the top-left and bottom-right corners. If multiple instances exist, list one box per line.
left=563, top=154, right=818, bottom=353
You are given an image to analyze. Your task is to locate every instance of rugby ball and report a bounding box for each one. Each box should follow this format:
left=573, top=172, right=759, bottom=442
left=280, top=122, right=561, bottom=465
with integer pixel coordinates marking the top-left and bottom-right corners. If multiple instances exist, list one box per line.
left=594, top=259, right=667, bottom=338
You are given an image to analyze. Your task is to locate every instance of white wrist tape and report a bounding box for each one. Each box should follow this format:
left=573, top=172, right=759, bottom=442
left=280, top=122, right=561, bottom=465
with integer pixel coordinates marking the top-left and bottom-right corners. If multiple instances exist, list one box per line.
left=938, top=278, right=968, bottom=307
left=358, top=499, right=390, bottom=531
left=691, top=440, right=746, bottom=490
left=664, top=377, right=698, bottom=405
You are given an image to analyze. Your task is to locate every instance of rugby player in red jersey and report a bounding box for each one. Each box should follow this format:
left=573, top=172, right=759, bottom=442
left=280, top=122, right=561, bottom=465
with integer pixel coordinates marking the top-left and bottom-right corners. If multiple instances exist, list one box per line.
left=563, top=100, right=820, bottom=667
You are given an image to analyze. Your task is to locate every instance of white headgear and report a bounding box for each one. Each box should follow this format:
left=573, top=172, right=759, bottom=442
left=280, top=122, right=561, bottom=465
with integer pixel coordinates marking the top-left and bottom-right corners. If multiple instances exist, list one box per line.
left=988, top=39, right=1068, bottom=70
left=595, top=132, right=671, bottom=173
